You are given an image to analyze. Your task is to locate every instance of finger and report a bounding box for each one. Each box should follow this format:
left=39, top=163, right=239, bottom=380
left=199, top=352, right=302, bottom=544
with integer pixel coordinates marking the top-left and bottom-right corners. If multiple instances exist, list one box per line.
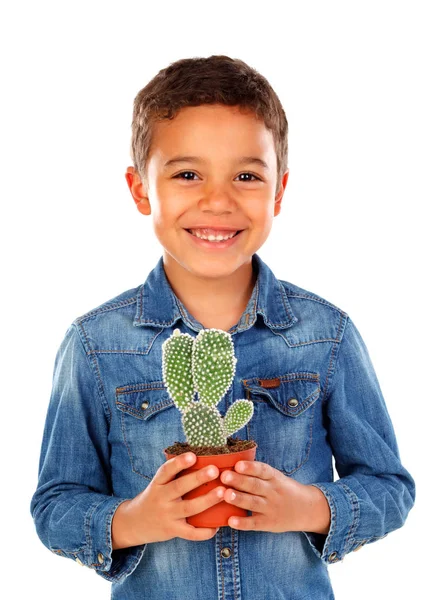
left=176, top=523, right=220, bottom=542
left=167, top=462, right=221, bottom=501
left=154, top=452, right=197, bottom=486
left=179, top=484, right=227, bottom=520
left=224, top=488, right=267, bottom=514
left=235, top=461, right=275, bottom=480
left=221, top=470, right=267, bottom=497
left=228, top=514, right=258, bottom=531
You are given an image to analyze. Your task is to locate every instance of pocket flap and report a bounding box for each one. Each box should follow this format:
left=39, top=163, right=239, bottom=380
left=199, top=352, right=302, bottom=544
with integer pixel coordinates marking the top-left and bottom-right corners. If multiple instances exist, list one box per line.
left=115, top=382, right=174, bottom=420
left=242, top=372, right=320, bottom=417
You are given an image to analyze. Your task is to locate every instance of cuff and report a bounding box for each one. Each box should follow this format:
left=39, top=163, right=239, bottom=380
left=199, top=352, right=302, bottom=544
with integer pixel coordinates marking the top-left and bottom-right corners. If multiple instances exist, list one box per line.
left=302, top=481, right=360, bottom=565
left=77, top=497, right=147, bottom=583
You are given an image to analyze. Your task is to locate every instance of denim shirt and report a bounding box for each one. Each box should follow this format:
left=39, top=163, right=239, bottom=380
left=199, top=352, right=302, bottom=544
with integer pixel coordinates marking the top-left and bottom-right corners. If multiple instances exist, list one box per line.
left=30, top=253, right=415, bottom=600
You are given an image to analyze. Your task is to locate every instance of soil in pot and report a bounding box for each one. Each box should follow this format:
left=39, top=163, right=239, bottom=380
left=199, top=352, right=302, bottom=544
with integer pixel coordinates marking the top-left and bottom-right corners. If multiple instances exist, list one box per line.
left=164, top=436, right=256, bottom=457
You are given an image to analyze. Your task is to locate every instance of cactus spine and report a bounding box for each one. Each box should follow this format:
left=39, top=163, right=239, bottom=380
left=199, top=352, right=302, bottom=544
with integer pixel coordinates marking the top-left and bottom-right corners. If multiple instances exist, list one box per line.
left=162, top=328, right=254, bottom=449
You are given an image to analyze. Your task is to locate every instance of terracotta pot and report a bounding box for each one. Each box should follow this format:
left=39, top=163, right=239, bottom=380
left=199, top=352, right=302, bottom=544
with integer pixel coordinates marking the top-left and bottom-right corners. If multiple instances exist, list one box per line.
left=164, top=442, right=257, bottom=528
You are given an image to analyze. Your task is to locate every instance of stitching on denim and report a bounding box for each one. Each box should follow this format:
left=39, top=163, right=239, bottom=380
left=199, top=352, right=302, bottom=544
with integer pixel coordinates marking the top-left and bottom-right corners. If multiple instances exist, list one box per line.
left=76, top=295, right=139, bottom=324
left=86, top=349, right=154, bottom=355
left=243, top=375, right=319, bottom=474
left=284, top=290, right=348, bottom=318
left=247, top=387, right=320, bottom=419
left=277, top=280, right=295, bottom=322
left=116, top=382, right=166, bottom=393
left=118, top=407, right=152, bottom=481
left=94, top=548, right=145, bottom=582
left=116, top=397, right=172, bottom=419
left=231, top=527, right=238, bottom=600
left=336, top=481, right=360, bottom=553
left=84, top=498, right=107, bottom=563
left=288, top=397, right=318, bottom=474
left=176, top=298, right=191, bottom=326
left=75, top=322, right=112, bottom=426
left=311, top=484, right=336, bottom=557
left=217, top=529, right=226, bottom=600
left=86, top=327, right=165, bottom=356
left=322, top=312, right=348, bottom=405
left=291, top=337, right=342, bottom=346
left=269, top=332, right=342, bottom=347
left=243, top=376, right=320, bottom=418
left=103, top=499, right=127, bottom=571
left=54, top=542, right=88, bottom=555
left=137, top=287, right=179, bottom=326
left=243, top=372, right=320, bottom=385
left=254, top=281, right=295, bottom=328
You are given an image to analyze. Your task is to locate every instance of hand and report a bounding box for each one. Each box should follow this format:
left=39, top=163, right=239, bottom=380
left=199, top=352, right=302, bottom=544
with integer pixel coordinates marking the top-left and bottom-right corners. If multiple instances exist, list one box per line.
left=112, top=452, right=226, bottom=547
left=220, top=460, right=331, bottom=534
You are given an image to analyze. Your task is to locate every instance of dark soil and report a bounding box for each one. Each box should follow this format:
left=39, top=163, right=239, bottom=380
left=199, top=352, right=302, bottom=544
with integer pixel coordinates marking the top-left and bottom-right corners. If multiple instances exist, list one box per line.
left=165, top=436, right=257, bottom=457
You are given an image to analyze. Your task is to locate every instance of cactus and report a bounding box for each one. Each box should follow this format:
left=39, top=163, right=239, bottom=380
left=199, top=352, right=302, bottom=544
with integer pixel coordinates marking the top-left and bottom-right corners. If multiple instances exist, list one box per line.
left=162, top=328, right=254, bottom=449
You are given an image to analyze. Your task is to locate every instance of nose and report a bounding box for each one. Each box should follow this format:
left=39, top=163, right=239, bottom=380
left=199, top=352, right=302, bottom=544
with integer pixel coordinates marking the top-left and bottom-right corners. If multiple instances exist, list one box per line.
left=199, top=185, right=236, bottom=212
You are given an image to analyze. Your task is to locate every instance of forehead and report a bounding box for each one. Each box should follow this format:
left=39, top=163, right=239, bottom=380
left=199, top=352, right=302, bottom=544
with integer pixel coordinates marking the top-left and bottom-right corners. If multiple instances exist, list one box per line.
left=149, top=104, right=276, bottom=166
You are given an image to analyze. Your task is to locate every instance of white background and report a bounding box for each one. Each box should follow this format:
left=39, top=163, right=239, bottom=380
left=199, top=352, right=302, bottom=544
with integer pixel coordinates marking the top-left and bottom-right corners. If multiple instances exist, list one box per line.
left=1, top=0, right=440, bottom=597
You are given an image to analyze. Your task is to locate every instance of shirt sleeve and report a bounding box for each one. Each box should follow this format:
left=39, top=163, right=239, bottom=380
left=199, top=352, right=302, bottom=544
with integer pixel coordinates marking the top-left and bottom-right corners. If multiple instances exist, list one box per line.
left=30, top=322, right=147, bottom=583
left=302, top=315, right=416, bottom=565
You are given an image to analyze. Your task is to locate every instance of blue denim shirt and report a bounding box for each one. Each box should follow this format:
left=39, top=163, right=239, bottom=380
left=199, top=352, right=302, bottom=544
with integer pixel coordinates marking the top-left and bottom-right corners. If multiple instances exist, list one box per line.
left=30, top=253, right=415, bottom=600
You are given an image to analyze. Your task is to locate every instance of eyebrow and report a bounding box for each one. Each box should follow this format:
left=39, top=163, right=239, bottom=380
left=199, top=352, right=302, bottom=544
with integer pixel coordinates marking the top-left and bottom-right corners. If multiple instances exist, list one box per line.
left=163, top=155, right=270, bottom=170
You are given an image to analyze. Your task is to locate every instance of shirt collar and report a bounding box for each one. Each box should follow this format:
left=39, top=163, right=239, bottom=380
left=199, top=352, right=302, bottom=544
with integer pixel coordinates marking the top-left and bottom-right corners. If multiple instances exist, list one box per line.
left=133, top=253, right=298, bottom=333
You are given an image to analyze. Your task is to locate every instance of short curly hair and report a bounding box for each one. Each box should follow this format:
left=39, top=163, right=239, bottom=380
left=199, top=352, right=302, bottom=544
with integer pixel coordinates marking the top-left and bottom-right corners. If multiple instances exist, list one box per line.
left=130, top=55, right=289, bottom=191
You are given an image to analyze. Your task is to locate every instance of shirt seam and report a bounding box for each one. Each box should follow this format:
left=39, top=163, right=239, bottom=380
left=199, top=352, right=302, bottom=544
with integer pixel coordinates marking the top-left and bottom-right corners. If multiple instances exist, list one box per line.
left=323, top=313, right=349, bottom=404
left=73, top=321, right=112, bottom=425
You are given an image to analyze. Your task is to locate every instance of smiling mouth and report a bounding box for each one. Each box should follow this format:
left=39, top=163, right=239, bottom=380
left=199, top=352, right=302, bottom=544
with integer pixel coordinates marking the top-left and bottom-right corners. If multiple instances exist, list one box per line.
left=185, top=229, right=243, bottom=238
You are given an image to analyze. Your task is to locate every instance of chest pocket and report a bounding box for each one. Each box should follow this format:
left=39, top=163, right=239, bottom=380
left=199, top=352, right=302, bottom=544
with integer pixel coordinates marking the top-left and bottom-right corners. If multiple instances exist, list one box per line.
left=242, top=372, right=321, bottom=475
left=115, top=382, right=184, bottom=480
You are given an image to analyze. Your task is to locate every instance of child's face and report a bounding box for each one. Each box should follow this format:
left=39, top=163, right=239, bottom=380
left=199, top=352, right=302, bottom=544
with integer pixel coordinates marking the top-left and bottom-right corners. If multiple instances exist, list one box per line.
left=126, top=103, right=289, bottom=281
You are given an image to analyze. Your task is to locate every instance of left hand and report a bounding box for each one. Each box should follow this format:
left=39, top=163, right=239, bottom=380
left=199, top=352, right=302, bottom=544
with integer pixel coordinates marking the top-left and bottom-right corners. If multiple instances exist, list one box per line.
left=220, top=460, right=330, bottom=533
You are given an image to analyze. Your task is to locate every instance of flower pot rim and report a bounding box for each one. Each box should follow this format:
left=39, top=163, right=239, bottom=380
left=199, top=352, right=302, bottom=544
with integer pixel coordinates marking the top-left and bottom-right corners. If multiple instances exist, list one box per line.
left=164, top=440, right=257, bottom=460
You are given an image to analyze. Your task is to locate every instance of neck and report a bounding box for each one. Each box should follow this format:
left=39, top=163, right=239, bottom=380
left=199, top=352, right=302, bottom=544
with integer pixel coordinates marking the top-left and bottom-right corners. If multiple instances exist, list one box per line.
left=162, top=254, right=257, bottom=329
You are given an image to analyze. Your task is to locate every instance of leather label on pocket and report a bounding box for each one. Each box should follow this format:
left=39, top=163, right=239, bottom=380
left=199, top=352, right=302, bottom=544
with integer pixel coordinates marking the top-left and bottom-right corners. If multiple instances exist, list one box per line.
left=258, top=377, right=281, bottom=388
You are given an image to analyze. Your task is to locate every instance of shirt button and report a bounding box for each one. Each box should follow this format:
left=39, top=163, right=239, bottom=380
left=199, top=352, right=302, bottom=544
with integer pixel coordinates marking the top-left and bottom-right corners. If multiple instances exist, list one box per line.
left=328, top=552, right=339, bottom=563
left=75, top=557, right=84, bottom=566
left=97, top=552, right=105, bottom=564
left=221, top=547, right=231, bottom=558
left=141, top=401, right=149, bottom=410
left=288, top=398, right=299, bottom=407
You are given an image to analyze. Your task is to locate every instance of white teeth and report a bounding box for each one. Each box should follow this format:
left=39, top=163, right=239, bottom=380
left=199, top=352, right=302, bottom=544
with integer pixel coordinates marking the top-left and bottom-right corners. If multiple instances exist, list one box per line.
left=189, top=229, right=237, bottom=241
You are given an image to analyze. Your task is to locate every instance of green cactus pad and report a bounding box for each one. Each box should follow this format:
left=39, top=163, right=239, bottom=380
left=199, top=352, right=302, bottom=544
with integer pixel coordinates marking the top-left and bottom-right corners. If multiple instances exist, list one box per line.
left=224, top=399, right=255, bottom=436
left=192, top=328, right=237, bottom=408
left=162, top=329, right=195, bottom=412
left=182, top=403, right=226, bottom=447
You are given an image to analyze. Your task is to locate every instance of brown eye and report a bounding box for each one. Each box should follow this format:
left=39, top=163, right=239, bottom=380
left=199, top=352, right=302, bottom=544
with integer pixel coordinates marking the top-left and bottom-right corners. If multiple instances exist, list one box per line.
left=237, top=173, right=260, bottom=182
left=174, top=171, right=199, bottom=180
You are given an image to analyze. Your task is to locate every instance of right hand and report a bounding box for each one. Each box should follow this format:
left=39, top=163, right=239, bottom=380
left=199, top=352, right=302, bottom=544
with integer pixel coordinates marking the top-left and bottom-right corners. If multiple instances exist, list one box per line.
left=114, top=452, right=227, bottom=546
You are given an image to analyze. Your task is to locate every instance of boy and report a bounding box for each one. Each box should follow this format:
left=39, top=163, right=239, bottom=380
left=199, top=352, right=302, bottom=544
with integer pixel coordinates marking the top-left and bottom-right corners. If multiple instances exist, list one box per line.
left=30, top=55, right=416, bottom=599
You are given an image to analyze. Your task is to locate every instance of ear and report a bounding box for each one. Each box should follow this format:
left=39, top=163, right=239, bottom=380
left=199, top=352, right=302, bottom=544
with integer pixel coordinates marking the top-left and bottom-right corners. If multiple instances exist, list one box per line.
left=125, top=166, right=151, bottom=215
left=274, top=169, right=289, bottom=217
